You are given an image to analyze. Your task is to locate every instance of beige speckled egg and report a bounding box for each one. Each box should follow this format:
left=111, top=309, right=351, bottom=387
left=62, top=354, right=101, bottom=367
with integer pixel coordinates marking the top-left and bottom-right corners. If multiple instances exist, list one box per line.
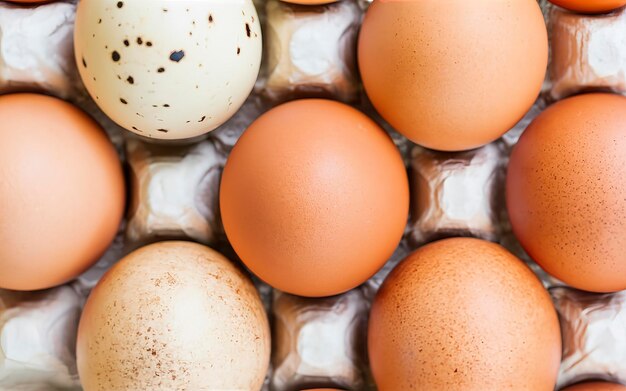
left=368, top=238, right=561, bottom=391
left=561, top=382, right=626, bottom=391
left=76, top=241, right=270, bottom=391
left=507, top=93, right=626, bottom=293
left=74, top=0, right=262, bottom=140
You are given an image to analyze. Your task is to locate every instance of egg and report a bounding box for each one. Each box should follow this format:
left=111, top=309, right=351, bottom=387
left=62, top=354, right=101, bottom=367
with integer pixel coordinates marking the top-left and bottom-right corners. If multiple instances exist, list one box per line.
left=0, top=93, right=125, bottom=291
left=368, top=238, right=561, bottom=391
left=74, top=0, right=261, bottom=140
left=358, top=0, right=547, bottom=151
left=281, top=0, right=339, bottom=4
left=220, top=99, right=409, bottom=297
left=507, top=93, right=626, bottom=293
left=76, top=241, right=270, bottom=391
left=548, top=0, right=626, bottom=14
left=561, top=382, right=626, bottom=391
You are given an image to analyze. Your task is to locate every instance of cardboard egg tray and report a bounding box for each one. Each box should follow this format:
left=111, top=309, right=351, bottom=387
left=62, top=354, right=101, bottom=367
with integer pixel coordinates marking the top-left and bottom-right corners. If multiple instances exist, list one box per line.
left=0, top=0, right=625, bottom=390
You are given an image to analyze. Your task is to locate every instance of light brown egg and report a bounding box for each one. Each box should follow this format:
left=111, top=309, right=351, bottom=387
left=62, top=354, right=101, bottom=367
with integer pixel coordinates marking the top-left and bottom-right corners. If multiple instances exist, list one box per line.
left=220, top=99, right=409, bottom=297
left=548, top=0, right=626, bottom=13
left=368, top=238, right=561, bottom=391
left=507, top=93, right=626, bottom=293
left=358, top=0, right=547, bottom=151
left=0, top=93, right=125, bottom=291
left=76, top=241, right=270, bottom=391
left=561, top=382, right=626, bottom=391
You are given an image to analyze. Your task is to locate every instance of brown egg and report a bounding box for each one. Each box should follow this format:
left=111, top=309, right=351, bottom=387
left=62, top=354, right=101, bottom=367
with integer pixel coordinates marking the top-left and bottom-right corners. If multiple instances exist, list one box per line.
left=368, top=238, right=561, bottom=391
left=548, top=0, right=626, bottom=13
left=77, top=241, right=271, bottom=391
left=220, top=99, right=409, bottom=297
left=281, top=0, right=339, bottom=4
left=358, top=0, right=547, bottom=151
left=507, top=93, right=626, bottom=293
left=561, top=382, right=626, bottom=391
left=0, top=93, right=125, bottom=291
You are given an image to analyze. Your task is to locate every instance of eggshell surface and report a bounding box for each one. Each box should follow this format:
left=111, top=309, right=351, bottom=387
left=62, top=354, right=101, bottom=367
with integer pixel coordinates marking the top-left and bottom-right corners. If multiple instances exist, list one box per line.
left=220, top=99, right=409, bottom=297
left=561, top=382, right=626, bottom=391
left=507, top=93, right=626, bottom=293
left=548, top=0, right=626, bottom=14
left=281, top=0, right=339, bottom=4
left=368, top=238, right=561, bottom=391
left=358, top=0, right=548, bottom=151
left=74, top=0, right=262, bottom=140
left=0, top=93, right=125, bottom=291
left=76, top=241, right=271, bottom=391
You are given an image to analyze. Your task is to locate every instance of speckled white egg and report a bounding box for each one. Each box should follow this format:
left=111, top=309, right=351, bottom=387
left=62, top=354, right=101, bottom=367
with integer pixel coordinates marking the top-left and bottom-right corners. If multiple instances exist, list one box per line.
left=76, top=241, right=271, bottom=391
left=74, top=0, right=262, bottom=140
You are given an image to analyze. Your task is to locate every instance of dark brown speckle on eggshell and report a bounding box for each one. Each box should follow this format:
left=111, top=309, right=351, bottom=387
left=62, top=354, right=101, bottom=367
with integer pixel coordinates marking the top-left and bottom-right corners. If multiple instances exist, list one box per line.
left=169, top=50, right=185, bottom=62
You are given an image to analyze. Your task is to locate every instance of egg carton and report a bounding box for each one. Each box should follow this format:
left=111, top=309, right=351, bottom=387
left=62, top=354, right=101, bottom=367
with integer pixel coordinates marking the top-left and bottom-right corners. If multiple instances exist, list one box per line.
left=0, top=0, right=625, bottom=391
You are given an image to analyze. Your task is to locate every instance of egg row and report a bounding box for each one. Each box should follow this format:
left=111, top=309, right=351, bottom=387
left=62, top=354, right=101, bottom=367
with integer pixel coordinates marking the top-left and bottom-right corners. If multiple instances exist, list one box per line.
left=1, top=91, right=624, bottom=296
left=3, top=268, right=626, bottom=390
left=4, top=1, right=626, bottom=117
left=40, top=0, right=550, bottom=151
left=75, top=0, right=543, bottom=150
left=67, top=0, right=626, bottom=154
left=70, top=238, right=624, bottom=390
